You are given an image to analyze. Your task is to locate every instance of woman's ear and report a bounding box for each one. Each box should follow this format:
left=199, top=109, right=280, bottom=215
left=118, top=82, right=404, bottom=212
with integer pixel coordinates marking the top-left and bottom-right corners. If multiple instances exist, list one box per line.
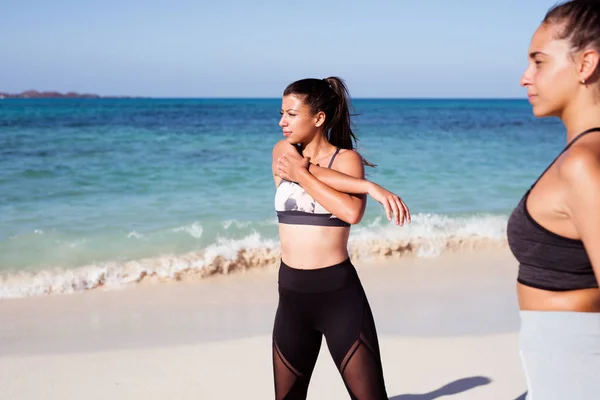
left=579, top=48, right=600, bottom=83
left=314, top=111, right=326, bottom=128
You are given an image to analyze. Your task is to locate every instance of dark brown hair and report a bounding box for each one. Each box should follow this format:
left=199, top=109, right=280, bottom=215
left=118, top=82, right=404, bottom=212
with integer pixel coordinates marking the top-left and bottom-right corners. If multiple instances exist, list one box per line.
left=544, top=1, right=600, bottom=82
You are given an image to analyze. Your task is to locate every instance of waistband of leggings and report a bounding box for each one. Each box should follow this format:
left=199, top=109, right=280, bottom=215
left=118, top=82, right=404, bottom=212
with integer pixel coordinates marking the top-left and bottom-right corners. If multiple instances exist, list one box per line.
left=278, top=258, right=359, bottom=293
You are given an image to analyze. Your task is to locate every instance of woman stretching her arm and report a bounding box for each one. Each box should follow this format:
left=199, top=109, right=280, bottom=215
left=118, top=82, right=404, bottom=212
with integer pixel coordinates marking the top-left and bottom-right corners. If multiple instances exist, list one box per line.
left=271, top=76, right=408, bottom=400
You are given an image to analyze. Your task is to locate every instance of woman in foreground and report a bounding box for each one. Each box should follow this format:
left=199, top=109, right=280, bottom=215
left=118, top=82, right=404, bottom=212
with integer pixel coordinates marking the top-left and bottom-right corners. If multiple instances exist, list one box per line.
left=507, top=1, right=600, bottom=398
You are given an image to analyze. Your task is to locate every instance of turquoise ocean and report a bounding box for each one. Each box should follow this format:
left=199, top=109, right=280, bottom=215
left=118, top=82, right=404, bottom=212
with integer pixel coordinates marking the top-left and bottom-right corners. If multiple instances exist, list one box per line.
left=0, top=98, right=563, bottom=298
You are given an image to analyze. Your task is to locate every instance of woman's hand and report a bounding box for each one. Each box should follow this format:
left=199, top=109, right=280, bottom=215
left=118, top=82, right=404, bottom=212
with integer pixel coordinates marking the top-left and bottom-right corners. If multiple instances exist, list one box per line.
left=276, top=151, right=310, bottom=183
left=368, top=182, right=411, bottom=226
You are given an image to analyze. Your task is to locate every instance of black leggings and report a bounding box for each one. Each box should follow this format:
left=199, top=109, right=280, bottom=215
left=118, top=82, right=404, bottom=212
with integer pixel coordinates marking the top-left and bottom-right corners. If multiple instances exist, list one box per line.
left=272, top=258, right=388, bottom=399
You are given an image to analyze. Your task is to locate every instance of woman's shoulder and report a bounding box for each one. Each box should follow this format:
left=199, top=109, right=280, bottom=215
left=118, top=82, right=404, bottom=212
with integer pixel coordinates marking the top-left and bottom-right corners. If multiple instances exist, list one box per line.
left=559, top=142, right=600, bottom=185
left=334, top=149, right=364, bottom=165
left=273, top=139, right=295, bottom=151
left=272, top=140, right=297, bottom=158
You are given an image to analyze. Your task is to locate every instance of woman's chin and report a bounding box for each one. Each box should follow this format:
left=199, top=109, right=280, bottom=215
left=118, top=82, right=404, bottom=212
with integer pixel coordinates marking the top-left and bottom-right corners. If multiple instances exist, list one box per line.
left=531, top=104, right=555, bottom=118
left=286, top=137, right=301, bottom=146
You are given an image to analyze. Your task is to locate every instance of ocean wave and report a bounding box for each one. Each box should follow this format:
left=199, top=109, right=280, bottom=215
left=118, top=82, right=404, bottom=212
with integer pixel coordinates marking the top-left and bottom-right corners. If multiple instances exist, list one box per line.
left=0, top=213, right=508, bottom=299
left=171, top=222, right=204, bottom=239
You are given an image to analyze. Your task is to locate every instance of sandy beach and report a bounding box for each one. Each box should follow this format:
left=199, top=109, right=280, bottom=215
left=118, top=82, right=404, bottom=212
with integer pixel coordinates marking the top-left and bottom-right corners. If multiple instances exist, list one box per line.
left=0, top=248, right=527, bottom=399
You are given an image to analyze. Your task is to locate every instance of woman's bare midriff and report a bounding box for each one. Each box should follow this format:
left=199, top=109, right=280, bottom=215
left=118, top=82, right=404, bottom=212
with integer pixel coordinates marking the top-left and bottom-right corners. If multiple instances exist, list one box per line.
left=518, top=282, right=600, bottom=312
left=279, top=224, right=351, bottom=269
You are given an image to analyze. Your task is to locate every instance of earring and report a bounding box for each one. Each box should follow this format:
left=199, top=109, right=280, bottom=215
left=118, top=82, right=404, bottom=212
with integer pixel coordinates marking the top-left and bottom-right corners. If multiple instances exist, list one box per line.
left=581, top=79, right=586, bottom=84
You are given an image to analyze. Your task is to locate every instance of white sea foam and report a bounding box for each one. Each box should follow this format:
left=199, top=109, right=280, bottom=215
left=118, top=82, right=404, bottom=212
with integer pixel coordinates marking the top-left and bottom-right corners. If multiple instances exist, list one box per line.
left=0, top=213, right=508, bottom=299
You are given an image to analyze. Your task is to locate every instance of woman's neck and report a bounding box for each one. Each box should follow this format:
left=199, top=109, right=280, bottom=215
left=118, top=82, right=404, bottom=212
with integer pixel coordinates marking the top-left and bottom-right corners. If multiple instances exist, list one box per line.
left=301, top=135, right=335, bottom=163
left=561, top=95, right=600, bottom=143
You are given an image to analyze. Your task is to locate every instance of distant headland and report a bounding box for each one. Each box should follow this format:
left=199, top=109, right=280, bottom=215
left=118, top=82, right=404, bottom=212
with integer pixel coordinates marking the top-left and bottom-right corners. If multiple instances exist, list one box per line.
left=0, top=90, right=138, bottom=99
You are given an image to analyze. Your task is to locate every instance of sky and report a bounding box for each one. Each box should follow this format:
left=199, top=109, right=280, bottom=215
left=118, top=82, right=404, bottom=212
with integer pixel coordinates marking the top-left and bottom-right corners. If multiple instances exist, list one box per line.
left=1, top=0, right=562, bottom=98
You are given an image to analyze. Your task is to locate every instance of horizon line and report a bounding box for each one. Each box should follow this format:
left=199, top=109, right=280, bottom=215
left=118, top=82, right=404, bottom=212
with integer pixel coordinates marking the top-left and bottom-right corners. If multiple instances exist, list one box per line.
left=1, top=96, right=528, bottom=100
